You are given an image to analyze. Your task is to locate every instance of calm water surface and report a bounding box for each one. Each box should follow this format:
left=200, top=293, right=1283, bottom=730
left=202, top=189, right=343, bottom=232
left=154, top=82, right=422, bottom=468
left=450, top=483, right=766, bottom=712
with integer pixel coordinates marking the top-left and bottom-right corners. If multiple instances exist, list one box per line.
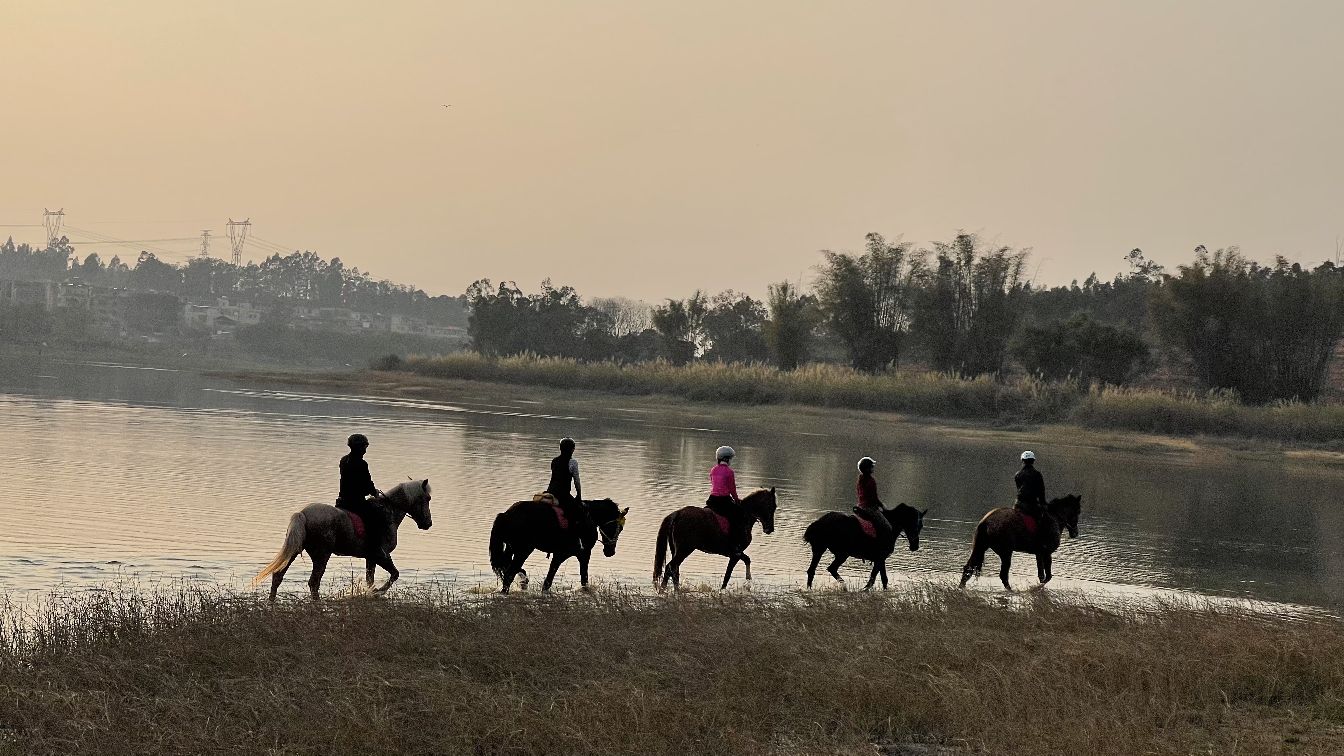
left=2, top=358, right=1343, bottom=611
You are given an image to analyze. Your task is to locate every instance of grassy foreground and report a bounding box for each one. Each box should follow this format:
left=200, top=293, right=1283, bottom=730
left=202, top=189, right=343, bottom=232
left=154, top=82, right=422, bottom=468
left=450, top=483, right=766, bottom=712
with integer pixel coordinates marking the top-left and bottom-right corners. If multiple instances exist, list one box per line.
left=389, top=354, right=1344, bottom=447
left=2, top=585, right=1343, bottom=755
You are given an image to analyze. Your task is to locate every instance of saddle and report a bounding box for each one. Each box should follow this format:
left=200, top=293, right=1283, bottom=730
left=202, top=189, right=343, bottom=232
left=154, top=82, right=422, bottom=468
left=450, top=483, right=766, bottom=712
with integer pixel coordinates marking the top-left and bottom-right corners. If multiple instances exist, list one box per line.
left=854, top=513, right=877, bottom=539
left=534, top=492, right=569, bottom=529
left=1018, top=511, right=1038, bottom=536
left=707, top=509, right=731, bottom=535
left=345, top=510, right=366, bottom=542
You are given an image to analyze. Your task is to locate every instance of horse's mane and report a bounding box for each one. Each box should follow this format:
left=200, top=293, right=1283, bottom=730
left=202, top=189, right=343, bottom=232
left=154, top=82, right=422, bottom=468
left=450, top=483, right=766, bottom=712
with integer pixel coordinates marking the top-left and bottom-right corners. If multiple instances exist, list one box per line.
left=742, top=488, right=774, bottom=505
left=385, top=479, right=429, bottom=506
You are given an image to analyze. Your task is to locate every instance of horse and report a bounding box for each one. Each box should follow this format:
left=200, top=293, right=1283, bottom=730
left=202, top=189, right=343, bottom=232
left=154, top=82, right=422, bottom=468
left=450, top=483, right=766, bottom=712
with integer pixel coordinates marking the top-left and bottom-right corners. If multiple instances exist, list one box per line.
left=252, top=479, right=433, bottom=600
left=959, top=494, right=1082, bottom=591
left=489, top=497, right=629, bottom=593
left=802, top=503, right=927, bottom=590
left=652, top=487, right=778, bottom=591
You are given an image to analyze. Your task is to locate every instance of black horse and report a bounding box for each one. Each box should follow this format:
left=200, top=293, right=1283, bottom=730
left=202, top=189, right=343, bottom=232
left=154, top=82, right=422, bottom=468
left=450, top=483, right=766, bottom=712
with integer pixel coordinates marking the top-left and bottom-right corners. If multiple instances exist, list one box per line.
left=803, top=503, right=926, bottom=589
left=959, top=494, right=1082, bottom=591
left=489, top=497, right=629, bottom=593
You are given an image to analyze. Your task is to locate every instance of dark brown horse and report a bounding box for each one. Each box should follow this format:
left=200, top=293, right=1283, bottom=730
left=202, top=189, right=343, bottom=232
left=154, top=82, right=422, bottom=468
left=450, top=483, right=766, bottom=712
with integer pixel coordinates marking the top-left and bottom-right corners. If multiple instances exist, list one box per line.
left=652, top=487, right=777, bottom=591
left=959, top=494, right=1082, bottom=591
left=803, top=503, right=926, bottom=589
left=489, top=497, right=629, bottom=593
left=252, top=479, right=433, bottom=600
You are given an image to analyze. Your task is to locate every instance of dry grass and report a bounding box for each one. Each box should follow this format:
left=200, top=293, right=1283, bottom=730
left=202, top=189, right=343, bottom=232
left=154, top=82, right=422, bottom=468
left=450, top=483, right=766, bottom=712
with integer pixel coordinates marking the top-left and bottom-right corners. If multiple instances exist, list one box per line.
left=2, top=583, right=1343, bottom=755
left=396, top=354, right=1344, bottom=447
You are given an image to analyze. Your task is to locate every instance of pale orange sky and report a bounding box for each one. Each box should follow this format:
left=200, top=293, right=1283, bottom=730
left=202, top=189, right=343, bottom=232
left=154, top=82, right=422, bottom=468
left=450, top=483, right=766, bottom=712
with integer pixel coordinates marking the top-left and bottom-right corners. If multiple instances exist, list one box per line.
left=3, top=1, right=1342, bottom=300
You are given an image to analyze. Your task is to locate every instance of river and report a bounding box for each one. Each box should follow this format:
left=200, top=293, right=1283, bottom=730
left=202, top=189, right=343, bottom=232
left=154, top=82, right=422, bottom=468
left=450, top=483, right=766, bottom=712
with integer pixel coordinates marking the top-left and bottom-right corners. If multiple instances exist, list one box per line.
left=2, top=357, right=1342, bottom=611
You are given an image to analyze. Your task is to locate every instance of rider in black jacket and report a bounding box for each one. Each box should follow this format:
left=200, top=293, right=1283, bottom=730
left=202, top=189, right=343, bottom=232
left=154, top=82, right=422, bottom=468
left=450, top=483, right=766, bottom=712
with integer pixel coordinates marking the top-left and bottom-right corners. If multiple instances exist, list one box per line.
left=336, top=433, right=386, bottom=556
left=1014, top=450, right=1047, bottom=520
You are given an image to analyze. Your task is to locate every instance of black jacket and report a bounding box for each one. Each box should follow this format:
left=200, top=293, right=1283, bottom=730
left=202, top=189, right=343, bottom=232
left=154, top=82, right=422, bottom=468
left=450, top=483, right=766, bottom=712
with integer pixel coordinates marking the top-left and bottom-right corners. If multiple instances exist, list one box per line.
left=339, top=453, right=377, bottom=505
left=1015, top=464, right=1046, bottom=506
left=547, top=454, right=575, bottom=499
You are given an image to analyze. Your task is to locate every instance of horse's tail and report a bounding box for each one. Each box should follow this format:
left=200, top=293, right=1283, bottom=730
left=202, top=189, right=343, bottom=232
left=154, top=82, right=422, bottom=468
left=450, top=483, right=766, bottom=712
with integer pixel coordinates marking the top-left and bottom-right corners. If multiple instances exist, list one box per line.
left=966, top=516, right=991, bottom=578
left=489, top=513, right=510, bottom=578
left=652, top=515, right=672, bottom=583
left=251, top=511, right=306, bottom=587
left=803, top=516, right=826, bottom=546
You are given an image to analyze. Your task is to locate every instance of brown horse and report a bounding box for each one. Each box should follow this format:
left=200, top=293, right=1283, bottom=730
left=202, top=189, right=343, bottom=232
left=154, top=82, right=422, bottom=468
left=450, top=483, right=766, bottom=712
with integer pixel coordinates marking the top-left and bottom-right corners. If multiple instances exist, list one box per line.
left=252, top=479, right=433, bottom=600
left=959, top=494, right=1081, bottom=591
left=489, top=497, right=629, bottom=593
left=802, top=503, right=926, bottom=589
left=652, top=487, right=777, bottom=591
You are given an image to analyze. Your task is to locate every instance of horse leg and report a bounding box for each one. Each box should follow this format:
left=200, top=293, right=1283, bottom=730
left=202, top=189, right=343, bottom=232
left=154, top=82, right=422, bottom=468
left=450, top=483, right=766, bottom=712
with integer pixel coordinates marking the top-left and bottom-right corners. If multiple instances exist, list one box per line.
left=863, top=561, right=880, bottom=591
left=665, top=549, right=692, bottom=591
left=721, top=554, right=740, bottom=590
left=372, top=552, right=400, bottom=594
left=740, top=553, right=752, bottom=581
left=996, top=549, right=1013, bottom=591
left=806, top=543, right=826, bottom=588
left=827, top=554, right=848, bottom=583
left=269, top=550, right=302, bottom=601
left=501, top=548, right=532, bottom=594
left=542, top=552, right=566, bottom=592
left=879, top=561, right=889, bottom=590
left=1037, top=553, right=1053, bottom=585
left=365, top=558, right=376, bottom=590
left=307, top=550, right=331, bottom=601
left=577, top=547, right=591, bottom=590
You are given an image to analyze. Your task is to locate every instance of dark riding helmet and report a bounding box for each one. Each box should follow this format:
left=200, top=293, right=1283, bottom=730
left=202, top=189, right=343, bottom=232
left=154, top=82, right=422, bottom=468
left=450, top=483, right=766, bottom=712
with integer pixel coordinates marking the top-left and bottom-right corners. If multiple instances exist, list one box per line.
left=347, top=433, right=370, bottom=449
left=858, top=456, right=876, bottom=473
left=560, top=437, right=576, bottom=453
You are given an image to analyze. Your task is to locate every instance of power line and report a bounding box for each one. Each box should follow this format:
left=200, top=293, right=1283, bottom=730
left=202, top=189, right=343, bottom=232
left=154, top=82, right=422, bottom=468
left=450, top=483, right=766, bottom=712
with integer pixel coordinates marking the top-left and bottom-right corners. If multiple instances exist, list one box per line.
left=43, top=209, right=65, bottom=244
left=227, top=218, right=250, bottom=266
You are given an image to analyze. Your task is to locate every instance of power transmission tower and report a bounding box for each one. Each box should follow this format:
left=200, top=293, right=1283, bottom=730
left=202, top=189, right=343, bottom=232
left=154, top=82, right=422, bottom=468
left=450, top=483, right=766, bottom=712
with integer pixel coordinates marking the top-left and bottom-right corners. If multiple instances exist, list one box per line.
left=226, top=218, right=250, bottom=266
left=43, top=208, right=65, bottom=245
left=199, top=229, right=212, bottom=258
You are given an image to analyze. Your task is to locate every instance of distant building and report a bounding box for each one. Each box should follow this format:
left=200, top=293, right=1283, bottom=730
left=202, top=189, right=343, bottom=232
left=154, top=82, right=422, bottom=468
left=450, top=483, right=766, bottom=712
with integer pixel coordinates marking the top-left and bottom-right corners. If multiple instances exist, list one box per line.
left=183, top=297, right=263, bottom=334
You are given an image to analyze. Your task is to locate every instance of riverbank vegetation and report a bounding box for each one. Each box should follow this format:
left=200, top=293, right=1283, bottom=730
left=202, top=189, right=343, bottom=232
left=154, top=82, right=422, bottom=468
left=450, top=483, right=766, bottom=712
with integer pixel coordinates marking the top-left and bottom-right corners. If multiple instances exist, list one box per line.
left=1, top=584, right=1341, bottom=755
left=386, top=353, right=1344, bottom=447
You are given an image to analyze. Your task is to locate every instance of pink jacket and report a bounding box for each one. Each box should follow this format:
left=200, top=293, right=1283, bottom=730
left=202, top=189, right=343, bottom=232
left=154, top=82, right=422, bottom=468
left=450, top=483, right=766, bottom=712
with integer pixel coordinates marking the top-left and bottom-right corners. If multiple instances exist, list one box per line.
left=710, top=463, right=739, bottom=501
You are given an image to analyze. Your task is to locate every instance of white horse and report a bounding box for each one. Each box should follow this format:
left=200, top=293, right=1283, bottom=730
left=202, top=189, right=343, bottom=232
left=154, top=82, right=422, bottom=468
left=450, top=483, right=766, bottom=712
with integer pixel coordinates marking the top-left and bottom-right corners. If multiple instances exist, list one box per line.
left=252, top=479, right=433, bottom=600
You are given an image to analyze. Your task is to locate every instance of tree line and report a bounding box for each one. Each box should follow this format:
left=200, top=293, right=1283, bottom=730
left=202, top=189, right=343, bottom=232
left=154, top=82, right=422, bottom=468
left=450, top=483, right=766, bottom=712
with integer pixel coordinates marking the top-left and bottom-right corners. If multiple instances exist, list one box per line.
left=0, top=237, right=468, bottom=326
left=466, top=233, right=1344, bottom=403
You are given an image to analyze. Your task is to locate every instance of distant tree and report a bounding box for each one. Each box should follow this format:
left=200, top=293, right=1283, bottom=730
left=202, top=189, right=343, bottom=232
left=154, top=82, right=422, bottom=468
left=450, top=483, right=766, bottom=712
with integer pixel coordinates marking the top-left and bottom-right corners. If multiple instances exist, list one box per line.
left=129, top=252, right=182, bottom=292
left=1152, top=247, right=1344, bottom=402
left=912, top=233, right=1029, bottom=377
left=765, top=281, right=818, bottom=370
left=815, top=233, right=923, bottom=372
left=591, top=297, right=653, bottom=337
left=651, top=292, right=707, bottom=366
left=1013, top=314, right=1150, bottom=385
left=701, top=291, right=770, bottom=363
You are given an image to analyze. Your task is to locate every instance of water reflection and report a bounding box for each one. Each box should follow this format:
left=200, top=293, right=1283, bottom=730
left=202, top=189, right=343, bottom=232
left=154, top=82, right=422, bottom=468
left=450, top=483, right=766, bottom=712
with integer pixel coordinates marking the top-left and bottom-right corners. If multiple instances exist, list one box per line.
left=1, top=358, right=1342, bottom=610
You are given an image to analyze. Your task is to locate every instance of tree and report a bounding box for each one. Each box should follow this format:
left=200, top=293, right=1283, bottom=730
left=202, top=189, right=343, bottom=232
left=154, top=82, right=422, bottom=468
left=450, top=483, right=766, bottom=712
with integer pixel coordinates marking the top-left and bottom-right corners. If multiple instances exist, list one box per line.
left=129, top=252, right=182, bottom=292
left=591, top=297, right=653, bottom=337
left=765, top=281, right=817, bottom=370
left=1151, top=247, right=1344, bottom=402
left=913, top=233, right=1029, bottom=377
left=815, top=233, right=923, bottom=372
left=701, top=291, right=770, bottom=363
left=651, top=292, right=707, bottom=366
left=1013, top=314, right=1150, bottom=384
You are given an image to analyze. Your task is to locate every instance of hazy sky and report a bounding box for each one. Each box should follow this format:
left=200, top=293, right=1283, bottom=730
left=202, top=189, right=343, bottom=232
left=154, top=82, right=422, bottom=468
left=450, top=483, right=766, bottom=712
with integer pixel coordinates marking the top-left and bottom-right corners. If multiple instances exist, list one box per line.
left=4, top=1, right=1343, bottom=300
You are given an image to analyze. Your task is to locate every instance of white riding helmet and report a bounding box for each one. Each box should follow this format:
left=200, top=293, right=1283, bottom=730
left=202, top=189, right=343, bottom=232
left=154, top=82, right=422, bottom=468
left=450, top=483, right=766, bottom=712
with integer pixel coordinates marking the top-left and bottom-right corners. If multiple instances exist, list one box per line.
left=1021, top=450, right=1036, bottom=461
left=716, top=446, right=736, bottom=462
left=857, top=456, right=876, bottom=472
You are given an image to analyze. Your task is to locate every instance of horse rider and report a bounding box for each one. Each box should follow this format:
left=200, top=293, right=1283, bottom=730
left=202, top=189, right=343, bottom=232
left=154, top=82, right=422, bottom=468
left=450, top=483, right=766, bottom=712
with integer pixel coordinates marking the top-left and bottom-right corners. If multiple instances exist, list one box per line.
left=707, top=445, right=747, bottom=555
left=546, top=437, right=587, bottom=553
left=335, top=433, right=386, bottom=556
left=854, top=457, right=893, bottom=539
left=1014, top=450, right=1047, bottom=521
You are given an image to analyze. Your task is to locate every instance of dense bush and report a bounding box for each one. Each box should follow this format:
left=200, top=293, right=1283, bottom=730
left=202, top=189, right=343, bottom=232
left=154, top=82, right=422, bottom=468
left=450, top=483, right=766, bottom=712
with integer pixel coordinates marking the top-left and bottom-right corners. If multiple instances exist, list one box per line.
left=1014, top=314, right=1150, bottom=385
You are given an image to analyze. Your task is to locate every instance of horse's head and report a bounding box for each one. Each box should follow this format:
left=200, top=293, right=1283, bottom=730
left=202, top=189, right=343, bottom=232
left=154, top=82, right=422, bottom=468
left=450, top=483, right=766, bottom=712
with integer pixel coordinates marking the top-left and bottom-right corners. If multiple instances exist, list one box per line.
left=886, top=503, right=927, bottom=551
left=389, top=478, right=433, bottom=530
left=743, top=487, right=777, bottom=535
left=589, top=499, right=629, bottom=558
left=1049, top=494, right=1081, bottom=539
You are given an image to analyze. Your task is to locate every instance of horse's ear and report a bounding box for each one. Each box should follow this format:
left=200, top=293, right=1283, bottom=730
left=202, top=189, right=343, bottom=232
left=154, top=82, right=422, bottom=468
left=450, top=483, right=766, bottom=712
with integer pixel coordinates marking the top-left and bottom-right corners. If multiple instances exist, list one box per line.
left=621, top=506, right=630, bottom=515
left=770, top=486, right=776, bottom=494
left=921, top=508, right=929, bottom=516
left=423, top=478, right=429, bottom=487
